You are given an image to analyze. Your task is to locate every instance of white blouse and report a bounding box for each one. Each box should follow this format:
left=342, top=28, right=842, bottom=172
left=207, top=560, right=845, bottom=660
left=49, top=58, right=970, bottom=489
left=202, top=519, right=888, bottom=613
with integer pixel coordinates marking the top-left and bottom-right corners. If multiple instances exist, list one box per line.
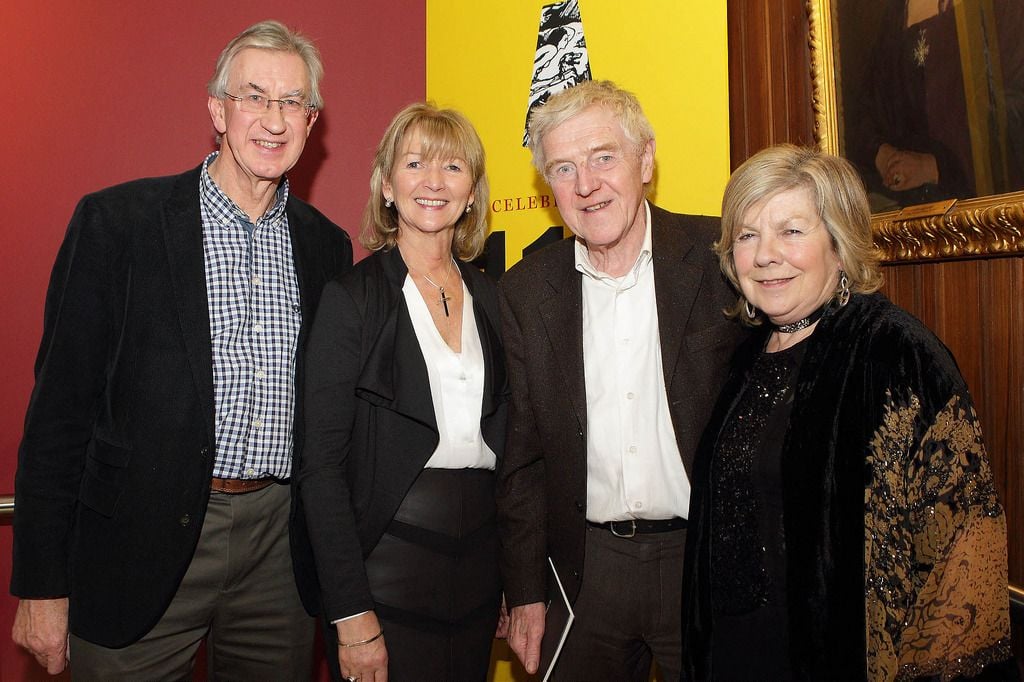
left=402, top=274, right=496, bottom=470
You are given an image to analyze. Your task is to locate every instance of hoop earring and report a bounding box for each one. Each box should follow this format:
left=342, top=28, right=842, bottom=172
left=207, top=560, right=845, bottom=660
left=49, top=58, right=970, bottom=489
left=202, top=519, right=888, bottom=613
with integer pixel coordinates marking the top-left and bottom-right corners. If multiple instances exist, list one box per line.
left=838, top=271, right=850, bottom=307
left=744, top=300, right=757, bottom=319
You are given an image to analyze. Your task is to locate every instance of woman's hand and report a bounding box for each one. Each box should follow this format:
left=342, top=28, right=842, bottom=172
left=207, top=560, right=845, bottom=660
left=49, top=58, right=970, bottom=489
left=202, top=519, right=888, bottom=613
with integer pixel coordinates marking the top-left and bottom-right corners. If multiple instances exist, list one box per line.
left=337, top=611, right=388, bottom=682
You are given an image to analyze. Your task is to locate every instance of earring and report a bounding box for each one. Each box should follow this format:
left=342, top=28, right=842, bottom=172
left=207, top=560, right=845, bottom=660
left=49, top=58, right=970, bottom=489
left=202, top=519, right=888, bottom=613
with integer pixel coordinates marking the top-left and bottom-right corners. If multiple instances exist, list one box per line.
left=744, top=300, right=757, bottom=319
left=465, top=204, right=472, bottom=214
left=838, top=271, right=850, bottom=307
left=384, top=199, right=393, bottom=208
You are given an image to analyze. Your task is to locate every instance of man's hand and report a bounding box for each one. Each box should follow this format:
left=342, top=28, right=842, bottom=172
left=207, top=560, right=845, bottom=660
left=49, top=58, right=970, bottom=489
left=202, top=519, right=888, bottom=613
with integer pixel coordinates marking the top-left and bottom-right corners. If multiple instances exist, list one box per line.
left=495, top=596, right=510, bottom=639
left=12, top=597, right=69, bottom=675
left=337, top=611, right=387, bottom=682
left=876, top=143, right=939, bottom=191
left=508, top=602, right=546, bottom=674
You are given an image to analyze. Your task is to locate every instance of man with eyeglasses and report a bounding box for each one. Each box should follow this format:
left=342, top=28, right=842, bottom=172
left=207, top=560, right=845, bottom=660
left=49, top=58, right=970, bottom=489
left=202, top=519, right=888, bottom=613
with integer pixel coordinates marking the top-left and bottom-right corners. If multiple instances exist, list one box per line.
left=10, top=20, right=351, bottom=679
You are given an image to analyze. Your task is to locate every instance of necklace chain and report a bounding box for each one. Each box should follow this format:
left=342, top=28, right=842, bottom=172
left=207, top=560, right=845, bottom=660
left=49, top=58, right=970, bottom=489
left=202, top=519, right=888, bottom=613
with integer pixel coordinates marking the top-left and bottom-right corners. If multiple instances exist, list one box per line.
left=416, top=257, right=455, bottom=317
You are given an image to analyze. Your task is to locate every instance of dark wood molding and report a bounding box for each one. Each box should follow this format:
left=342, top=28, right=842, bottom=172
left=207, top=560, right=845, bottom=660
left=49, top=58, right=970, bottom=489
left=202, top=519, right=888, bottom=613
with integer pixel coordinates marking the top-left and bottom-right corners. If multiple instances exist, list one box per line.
left=727, top=0, right=814, bottom=169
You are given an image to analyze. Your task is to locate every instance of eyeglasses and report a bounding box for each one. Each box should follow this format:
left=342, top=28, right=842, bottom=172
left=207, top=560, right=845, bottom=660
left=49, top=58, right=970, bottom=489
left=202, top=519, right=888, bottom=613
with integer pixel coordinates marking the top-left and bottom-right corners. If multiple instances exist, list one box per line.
left=223, top=92, right=315, bottom=118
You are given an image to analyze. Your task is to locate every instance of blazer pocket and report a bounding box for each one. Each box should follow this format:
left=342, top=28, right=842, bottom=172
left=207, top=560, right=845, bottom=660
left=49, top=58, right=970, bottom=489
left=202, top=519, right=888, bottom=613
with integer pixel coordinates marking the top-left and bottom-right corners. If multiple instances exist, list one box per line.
left=79, top=436, right=132, bottom=518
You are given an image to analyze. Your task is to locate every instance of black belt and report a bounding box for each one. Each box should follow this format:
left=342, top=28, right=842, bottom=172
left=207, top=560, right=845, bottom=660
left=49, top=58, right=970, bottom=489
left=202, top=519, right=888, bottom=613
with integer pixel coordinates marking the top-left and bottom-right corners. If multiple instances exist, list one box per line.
left=587, top=517, right=687, bottom=538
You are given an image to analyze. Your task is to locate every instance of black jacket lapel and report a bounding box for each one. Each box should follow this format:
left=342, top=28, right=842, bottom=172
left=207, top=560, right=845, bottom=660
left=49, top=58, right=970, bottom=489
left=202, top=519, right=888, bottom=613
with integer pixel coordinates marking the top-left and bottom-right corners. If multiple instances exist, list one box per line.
left=161, top=167, right=215, bottom=440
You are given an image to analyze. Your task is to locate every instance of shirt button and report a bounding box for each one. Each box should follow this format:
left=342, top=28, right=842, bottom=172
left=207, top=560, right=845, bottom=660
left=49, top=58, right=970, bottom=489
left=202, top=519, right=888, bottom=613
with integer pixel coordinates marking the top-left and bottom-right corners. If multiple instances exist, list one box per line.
left=255, top=370, right=265, bottom=379
left=246, top=468, right=256, bottom=476
left=626, top=392, right=635, bottom=400
left=252, top=418, right=263, bottom=428
left=628, top=445, right=637, bottom=454
left=251, top=276, right=262, bottom=285
left=253, top=323, right=264, bottom=333
left=179, top=514, right=191, bottom=527
left=634, top=501, right=643, bottom=510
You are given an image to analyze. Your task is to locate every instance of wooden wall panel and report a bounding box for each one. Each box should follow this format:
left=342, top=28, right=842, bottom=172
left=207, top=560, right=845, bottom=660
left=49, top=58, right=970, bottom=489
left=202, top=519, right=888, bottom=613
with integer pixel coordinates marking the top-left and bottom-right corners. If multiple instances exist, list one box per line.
left=883, top=260, right=1023, bottom=588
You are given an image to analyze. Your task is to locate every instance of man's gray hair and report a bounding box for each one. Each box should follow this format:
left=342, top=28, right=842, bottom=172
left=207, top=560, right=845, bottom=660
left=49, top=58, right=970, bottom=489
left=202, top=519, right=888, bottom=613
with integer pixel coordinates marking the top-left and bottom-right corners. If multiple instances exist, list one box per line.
left=207, top=20, right=324, bottom=110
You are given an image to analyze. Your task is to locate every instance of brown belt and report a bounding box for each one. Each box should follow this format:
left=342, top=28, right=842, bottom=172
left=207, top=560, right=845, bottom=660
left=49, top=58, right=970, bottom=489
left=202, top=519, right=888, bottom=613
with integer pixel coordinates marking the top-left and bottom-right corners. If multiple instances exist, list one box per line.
left=210, top=476, right=277, bottom=494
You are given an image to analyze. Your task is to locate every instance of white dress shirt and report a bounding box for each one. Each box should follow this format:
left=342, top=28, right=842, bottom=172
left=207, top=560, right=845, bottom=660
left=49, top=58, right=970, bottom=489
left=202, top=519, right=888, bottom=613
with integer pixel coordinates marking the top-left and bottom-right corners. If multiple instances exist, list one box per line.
left=575, top=202, right=691, bottom=522
left=403, top=275, right=496, bottom=470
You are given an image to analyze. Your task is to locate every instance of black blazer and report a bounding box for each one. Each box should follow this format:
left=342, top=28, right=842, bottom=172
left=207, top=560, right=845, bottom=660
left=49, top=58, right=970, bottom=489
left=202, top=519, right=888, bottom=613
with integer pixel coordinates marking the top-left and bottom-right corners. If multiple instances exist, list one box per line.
left=10, top=165, right=352, bottom=647
left=299, top=247, right=509, bottom=622
left=495, top=204, right=747, bottom=608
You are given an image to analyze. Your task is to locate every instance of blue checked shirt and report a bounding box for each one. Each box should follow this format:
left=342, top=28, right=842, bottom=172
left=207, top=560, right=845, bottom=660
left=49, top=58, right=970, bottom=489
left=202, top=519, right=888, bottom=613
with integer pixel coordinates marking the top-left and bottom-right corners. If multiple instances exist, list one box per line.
left=200, top=152, right=301, bottom=479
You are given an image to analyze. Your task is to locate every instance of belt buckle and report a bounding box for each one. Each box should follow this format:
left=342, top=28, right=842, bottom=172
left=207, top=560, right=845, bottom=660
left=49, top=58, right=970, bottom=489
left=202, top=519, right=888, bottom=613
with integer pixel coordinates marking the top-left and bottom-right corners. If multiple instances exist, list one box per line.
left=610, top=519, right=636, bottom=538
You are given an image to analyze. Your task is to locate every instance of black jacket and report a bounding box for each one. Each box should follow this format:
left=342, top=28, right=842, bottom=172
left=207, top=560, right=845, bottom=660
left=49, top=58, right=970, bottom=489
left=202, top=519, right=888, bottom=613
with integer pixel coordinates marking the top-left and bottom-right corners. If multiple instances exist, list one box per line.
left=11, top=165, right=352, bottom=646
left=299, top=246, right=508, bottom=621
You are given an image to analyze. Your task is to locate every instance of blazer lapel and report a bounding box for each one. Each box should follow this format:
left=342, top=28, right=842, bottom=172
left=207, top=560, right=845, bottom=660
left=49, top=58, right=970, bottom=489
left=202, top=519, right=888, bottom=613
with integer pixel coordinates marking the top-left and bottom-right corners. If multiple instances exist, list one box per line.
left=651, top=208, right=705, bottom=392
left=161, top=168, right=215, bottom=440
left=538, top=252, right=587, bottom=436
left=462, top=265, right=507, bottom=421
left=286, top=200, right=321, bottom=338
left=355, top=250, right=438, bottom=433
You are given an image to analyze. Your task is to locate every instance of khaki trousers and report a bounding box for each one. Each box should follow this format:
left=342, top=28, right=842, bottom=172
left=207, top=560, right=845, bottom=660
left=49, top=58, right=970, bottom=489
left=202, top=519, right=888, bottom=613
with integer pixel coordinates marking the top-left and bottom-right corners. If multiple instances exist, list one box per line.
left=70, top=483, right=314, bottom=681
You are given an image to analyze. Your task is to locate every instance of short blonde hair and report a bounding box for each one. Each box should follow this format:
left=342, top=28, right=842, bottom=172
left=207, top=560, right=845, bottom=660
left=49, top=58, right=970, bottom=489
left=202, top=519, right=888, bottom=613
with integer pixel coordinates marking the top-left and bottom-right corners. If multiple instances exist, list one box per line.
left=527, top=80, right=654, bottom=176
left=208, top=20, right=324, bottom=110
left=718, top=145, right=883, bottom=324
left=362, top=103, right=490, bottom=261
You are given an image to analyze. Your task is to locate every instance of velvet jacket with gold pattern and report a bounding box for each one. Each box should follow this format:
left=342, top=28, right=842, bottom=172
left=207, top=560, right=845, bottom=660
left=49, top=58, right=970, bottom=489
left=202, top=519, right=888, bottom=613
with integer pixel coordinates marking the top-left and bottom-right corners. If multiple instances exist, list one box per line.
left=682, top=292, right=1015, bottom=681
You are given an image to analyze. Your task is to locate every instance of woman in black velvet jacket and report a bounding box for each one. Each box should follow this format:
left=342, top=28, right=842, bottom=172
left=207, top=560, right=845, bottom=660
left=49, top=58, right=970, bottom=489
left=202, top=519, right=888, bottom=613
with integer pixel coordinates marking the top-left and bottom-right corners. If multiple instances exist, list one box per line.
left=681, top=145, right=1015, bottom=681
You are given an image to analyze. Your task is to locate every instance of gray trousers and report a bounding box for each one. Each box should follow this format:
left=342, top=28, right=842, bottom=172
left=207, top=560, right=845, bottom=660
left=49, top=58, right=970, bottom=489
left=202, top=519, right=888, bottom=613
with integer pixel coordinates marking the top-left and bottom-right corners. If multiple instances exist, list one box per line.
left=551, top=525, right=686, bottom=682
left=70, top=483, right=314, bottom=681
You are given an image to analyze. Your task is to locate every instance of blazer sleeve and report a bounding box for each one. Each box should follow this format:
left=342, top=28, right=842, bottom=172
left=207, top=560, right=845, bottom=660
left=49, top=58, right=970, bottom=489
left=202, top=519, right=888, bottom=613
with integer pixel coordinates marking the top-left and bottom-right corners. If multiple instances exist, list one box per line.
left=299, top=278, right=376, bottom=621
left=12, top=194, right=119, bottom=597
left=494, top=282, right=549, bottom=608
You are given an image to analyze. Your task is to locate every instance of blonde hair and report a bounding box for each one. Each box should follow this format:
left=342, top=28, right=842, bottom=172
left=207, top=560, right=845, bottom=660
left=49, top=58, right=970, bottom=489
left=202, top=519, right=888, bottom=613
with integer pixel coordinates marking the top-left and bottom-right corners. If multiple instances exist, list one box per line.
left=717, top=144, right=883, bottom=324
left=208, top=20, right=324, bottom=110
left=362, top=103, right=490, bottom=260
left=527, top=80, right=654, bottom=176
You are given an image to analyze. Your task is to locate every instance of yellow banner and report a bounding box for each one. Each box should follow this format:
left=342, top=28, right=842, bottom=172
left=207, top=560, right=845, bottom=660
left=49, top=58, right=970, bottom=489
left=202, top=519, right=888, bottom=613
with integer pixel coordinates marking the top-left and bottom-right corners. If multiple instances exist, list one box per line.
left=427, top=0, right=730, bottom=273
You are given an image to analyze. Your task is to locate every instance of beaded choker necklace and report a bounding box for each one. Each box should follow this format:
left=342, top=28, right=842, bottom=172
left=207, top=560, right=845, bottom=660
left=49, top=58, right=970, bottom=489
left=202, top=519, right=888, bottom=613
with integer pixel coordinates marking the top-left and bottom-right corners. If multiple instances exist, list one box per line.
left=773, top=303, right=827, bottom=334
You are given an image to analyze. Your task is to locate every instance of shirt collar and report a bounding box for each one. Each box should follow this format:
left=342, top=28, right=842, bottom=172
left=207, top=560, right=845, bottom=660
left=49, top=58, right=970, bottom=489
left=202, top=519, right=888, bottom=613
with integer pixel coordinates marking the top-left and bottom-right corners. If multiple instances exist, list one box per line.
left=574, top=201, right=653, bottom=286
left=200, top=151, right=290, bottom=230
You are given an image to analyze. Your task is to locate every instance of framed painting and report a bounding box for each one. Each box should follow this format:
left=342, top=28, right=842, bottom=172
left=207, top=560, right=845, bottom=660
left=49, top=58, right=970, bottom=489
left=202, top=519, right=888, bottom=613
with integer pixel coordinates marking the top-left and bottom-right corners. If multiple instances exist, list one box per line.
left=808, top=0, right=1024, bottom=262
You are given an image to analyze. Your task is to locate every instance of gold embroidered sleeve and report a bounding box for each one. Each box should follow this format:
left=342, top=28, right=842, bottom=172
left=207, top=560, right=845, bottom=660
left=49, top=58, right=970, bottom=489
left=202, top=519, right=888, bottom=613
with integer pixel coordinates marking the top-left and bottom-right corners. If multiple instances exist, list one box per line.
left=864, top=390, right=1012, bottom=681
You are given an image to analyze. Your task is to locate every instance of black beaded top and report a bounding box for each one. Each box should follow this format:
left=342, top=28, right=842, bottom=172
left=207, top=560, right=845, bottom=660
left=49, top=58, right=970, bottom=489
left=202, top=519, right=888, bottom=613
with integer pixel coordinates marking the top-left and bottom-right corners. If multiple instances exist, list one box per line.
left=708, top=340, right=807, bottom=679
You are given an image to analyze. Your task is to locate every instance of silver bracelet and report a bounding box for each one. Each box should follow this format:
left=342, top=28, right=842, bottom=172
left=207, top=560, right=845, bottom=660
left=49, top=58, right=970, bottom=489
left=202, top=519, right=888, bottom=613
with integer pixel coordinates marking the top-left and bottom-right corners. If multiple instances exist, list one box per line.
left=338, top=628, right=384, bottom=648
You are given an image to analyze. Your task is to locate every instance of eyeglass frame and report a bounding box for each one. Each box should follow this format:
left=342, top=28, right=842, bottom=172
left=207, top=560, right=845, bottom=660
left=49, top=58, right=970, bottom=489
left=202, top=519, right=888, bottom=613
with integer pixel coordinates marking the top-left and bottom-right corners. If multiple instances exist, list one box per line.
left=222, top=91, right=317, bottom=118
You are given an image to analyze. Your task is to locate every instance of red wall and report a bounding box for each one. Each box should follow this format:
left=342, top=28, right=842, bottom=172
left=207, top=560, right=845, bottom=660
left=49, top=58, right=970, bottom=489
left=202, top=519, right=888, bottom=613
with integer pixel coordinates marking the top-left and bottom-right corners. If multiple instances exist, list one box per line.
left=0, top=2, right=424, bottom=679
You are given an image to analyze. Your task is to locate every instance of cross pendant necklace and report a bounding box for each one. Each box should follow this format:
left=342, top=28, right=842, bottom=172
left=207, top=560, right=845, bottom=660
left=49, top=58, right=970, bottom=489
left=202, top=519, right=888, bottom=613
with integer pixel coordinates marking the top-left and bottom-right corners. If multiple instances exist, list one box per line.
left=420, top=257, right=456, bottom=317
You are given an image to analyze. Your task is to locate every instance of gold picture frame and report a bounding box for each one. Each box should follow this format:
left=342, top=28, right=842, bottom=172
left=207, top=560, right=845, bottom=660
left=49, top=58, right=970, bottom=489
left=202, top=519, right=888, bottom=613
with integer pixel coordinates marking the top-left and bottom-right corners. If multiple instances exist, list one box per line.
left=807, top=0, right=1024, bottom=263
